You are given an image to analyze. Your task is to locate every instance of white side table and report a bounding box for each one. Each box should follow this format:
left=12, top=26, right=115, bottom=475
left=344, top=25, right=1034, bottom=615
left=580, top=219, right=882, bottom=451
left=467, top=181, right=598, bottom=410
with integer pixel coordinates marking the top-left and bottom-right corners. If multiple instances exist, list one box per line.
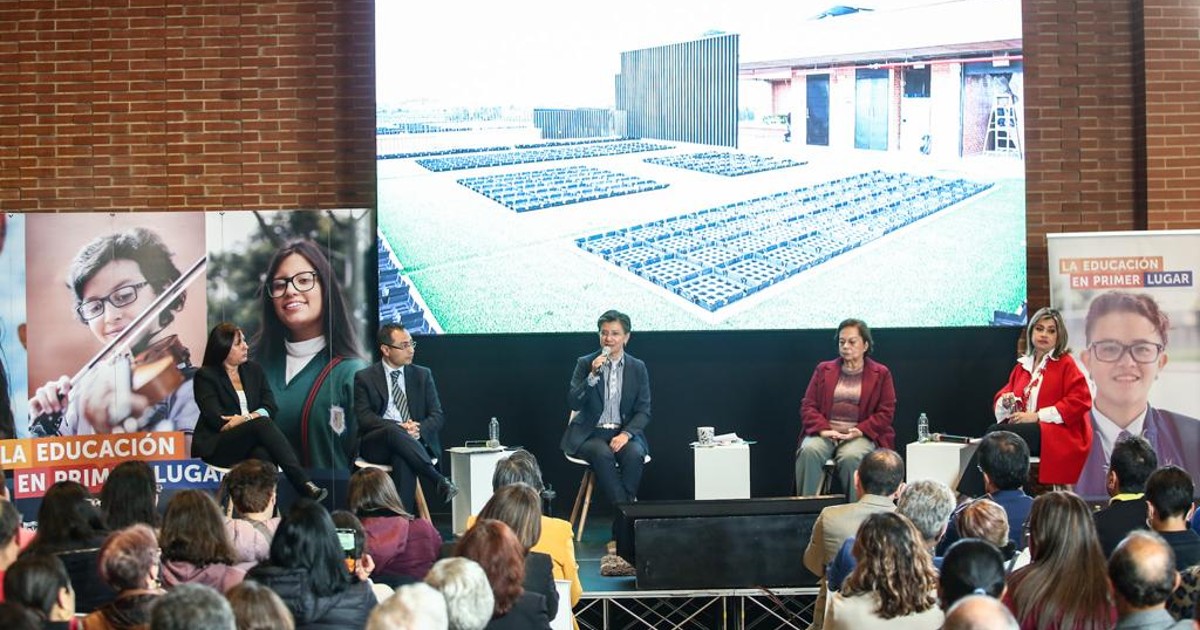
left=693, top=442, right=751, bottom=500
left=448, top=447, right=512, bottom=535
left=905, top=441, right=979, bottom=491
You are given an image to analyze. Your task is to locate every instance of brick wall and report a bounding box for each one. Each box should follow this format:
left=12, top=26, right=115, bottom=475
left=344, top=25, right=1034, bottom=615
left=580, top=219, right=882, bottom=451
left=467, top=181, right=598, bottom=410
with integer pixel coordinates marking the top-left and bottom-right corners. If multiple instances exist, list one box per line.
left=0, top=0, right=375, bottom=211
left=2, top=0, right=1198, bottom=306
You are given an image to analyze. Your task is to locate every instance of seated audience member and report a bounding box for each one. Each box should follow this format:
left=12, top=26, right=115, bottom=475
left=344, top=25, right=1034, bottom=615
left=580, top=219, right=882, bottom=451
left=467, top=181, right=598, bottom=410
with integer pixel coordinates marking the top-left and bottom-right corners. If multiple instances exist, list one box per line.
left=366, top=582, right=449, bottom=630
left=827, top=479, right=955, bottom=591
left=803, top=448, right=903, bottom=628
left=939, top=431, right=1033, bottom=555
left=159, top=490, right=244, bottom=592
left=425, top=557, right=494, bottom=630
left=475, top=484, right=559, bottom=620
left=1004, top=491, right=1115, bottom=630
left=3, top=553, right=76, bottom=629
left=954, top=499, right=1023, bottom=572
left=0, top=601, right=40, bottom=630
left=825, top=512, right=943, bottom=629
left=331, top=510, right=395, bottom=602
left=943, top=595, right=1019, bottom=630
left=348, top=468, right=442, bottom=583
left=222, top=459, right=281, bottom=565
left=246, top=500, right=377, bottom=630
left=100, top=460, right=161, bottom=531
left=455, top=519, right=551, bottom=630
left=0, top=501, right=22, bottom=598
left=939, top=539, right=1007, bottom=611
left=1094, top=435, right=1158, bottom=557
left=85, top=524, right=163, bottom=630
left=490, top=451, right=581, bottom=608
left=22, top=480, right=114, bottom=613
left=225, top=580, right=296, bottom=630
left=1144, top=465, right=1200, bottom=570
left=0, top=469, right=34, bottom=551
left=149, top=583, right=235, bottom=630
left=1109, top=531, right=1191, bottom=630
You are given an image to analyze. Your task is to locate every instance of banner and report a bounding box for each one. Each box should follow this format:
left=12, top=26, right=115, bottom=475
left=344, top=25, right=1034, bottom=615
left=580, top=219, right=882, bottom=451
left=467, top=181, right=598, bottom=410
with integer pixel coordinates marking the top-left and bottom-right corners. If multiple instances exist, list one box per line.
left=1048, top=230, right=1200, bottom=499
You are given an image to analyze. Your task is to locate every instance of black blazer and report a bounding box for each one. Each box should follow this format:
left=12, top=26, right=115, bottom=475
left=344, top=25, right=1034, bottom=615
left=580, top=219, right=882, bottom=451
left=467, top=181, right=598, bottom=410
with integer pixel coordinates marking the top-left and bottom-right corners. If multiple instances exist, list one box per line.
left=353, top=362, right=445, bottom=459
left=485, top=591, right=551, bottom=630
left=1094, top=497, right=1150, bottom=557
left=192, top=361, right=278, bottom=459
left=561, top=351, right=651, bottom=456
left=524, top=551, right=559, bottom=621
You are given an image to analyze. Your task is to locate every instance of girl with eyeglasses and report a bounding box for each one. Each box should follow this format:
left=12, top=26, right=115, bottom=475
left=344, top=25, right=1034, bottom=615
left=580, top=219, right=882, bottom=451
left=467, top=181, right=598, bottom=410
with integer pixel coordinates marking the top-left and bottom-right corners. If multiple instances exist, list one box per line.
left=1074, top=291, right=1200, bottom=499
left=252, top=240, right=367, bottom=471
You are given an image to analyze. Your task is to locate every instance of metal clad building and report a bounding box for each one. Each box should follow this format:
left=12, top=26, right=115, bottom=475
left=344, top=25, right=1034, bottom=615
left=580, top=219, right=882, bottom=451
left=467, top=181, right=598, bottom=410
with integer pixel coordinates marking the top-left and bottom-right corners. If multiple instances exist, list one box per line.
left=616, top=33, right=739, bottom=148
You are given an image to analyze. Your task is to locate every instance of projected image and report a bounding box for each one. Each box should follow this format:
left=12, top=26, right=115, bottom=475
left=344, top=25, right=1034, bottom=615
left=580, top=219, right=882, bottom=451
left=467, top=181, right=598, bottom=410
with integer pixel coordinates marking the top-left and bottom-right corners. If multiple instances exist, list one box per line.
left=376, top=0, right=1027, bottom=333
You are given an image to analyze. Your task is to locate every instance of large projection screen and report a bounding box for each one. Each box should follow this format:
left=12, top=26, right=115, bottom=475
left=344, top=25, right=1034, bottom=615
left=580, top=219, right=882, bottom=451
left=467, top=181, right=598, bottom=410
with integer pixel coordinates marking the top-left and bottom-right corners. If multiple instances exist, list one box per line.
left=375, top=0, right=1026, bottom=334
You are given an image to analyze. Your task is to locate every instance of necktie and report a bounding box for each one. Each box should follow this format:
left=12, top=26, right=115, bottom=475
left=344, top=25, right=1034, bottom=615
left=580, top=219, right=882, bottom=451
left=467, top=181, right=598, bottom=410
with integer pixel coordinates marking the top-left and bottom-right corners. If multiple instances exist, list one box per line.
left=390, top=370, right=411, bottom=422
left=1116, top=429, right=1132, bottom=444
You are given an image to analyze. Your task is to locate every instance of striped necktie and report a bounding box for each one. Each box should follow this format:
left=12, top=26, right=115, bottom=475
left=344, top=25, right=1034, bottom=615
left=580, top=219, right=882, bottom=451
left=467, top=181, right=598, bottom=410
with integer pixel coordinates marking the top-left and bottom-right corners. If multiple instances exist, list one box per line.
left=390, top=369, right=411, bottom=421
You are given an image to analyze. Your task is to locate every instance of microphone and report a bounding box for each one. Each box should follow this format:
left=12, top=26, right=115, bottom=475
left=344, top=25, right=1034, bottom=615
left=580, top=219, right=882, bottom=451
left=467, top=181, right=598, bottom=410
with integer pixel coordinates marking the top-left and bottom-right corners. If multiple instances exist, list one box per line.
left=601, top=346, right=612, bottom=361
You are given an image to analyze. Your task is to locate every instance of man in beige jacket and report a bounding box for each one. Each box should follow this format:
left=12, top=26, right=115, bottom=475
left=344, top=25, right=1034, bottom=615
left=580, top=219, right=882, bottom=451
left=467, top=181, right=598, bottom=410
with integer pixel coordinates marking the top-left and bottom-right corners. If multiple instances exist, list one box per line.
left=802, top=448, right=904, bottom=629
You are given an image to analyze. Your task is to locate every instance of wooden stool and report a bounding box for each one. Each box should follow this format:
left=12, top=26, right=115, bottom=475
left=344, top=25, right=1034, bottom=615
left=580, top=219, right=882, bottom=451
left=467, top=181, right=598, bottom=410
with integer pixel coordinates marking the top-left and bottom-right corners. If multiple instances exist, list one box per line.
left=566, top=453, right=651, bottom=543
left=354, top=458, right=432, bottom=522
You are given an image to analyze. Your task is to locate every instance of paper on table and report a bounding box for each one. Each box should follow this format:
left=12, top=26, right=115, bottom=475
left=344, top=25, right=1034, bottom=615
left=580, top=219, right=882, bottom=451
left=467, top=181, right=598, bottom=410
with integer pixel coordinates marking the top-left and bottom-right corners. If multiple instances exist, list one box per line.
left=713, top=432, right=741, bottom=444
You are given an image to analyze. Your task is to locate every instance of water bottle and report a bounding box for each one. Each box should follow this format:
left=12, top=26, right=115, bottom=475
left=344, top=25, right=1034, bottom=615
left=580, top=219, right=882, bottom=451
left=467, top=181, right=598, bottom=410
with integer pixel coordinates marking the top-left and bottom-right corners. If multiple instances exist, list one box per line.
left=487, top=416, right=500, bottom=448
left=917, top=412, right=931, bottom=443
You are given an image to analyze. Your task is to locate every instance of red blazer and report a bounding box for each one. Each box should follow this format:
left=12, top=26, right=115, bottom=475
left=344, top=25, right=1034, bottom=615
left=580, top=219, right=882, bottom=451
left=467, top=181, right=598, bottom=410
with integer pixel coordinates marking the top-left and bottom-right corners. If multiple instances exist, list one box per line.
left=799, top=357, right=896, bottom=449
left=994, top=353, right=1093, bottom=485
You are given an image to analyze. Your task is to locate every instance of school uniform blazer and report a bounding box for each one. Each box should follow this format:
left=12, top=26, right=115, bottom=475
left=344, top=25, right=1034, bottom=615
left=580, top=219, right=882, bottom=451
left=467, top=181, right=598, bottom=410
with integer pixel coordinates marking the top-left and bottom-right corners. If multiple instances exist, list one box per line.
left=353, top=362, right=445, bottom=459
left=561, top=350, right=651, bottom=456
left=192, top=361, right=277, bottom=460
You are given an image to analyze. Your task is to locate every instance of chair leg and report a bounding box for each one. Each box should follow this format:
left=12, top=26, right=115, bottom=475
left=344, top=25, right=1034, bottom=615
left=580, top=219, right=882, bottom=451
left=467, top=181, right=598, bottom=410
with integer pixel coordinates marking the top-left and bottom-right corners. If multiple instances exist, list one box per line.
left=570, top=469, right=589, bottom=532
left=576, top=470, right=595, bottom=543
left=414, top=479, right=432, bottom=522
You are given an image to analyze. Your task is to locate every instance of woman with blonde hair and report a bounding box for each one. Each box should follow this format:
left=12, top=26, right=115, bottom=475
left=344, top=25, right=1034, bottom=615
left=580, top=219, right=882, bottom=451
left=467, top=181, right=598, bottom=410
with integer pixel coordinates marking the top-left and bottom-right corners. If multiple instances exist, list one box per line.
left=955, top=498, right=1023, bottom=571
left=825, top=512, right=943, bottom=629
left=348, top=467, right=441, bottom=583
left=226, top=580, right=295, bottom=630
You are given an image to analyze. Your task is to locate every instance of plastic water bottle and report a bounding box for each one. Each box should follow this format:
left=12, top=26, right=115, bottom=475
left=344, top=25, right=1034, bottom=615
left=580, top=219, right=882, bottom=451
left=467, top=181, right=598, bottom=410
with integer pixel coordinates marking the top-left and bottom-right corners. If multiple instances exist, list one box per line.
left=487, top=417, right=500, bottom=447
left=917, top=413, right=931, bottom=443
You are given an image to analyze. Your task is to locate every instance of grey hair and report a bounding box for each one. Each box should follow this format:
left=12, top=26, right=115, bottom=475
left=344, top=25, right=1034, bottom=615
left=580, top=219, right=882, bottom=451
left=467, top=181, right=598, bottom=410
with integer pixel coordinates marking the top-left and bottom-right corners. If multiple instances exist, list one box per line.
left=898, top=479, right=957, bottom=543
left=150, top=583, right=235, bottom=630
left=943, top=594, right=1019, bottom=630
left=367, top=582, right=449, bottom=630
left=425, top=557, right=494, bottom=630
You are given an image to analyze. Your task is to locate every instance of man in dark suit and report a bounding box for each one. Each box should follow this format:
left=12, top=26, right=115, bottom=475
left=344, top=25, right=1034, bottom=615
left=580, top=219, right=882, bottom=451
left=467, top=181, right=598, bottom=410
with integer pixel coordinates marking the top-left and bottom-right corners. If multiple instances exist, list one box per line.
left=561, top=310, right=651, bottom=527
left=938, top=430, right=1034, bottom=555
left=354, top=323, right=456, bottom=510
left=1095, top=435, right=1157, bottom=557
left=1145, top=465, right=1200, bottom=570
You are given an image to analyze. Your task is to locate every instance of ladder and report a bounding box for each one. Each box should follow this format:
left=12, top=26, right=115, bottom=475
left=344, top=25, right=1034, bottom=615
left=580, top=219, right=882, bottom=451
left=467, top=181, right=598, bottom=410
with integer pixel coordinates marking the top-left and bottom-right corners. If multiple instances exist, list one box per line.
left=985, top=94, right=1022, bottom=157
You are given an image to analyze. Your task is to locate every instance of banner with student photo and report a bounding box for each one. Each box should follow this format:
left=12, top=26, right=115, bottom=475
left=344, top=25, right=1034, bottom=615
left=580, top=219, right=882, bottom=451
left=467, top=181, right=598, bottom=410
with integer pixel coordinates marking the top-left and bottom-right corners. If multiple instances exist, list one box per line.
left=1047, top=230, right=1200, bottom=500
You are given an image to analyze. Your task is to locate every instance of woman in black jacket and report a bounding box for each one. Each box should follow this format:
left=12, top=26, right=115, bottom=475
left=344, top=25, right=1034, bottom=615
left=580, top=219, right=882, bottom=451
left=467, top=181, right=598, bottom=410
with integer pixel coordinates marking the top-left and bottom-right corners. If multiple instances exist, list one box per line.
left=247, top=500, right=376, bottom=630
left=192, top=322, right=324, bottom=500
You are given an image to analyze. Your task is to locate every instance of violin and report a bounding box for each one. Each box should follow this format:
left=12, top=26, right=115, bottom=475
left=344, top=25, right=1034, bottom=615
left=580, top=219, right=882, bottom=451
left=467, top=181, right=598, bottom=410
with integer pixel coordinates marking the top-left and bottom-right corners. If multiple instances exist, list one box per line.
left=131, top=334, right=191, bottom=408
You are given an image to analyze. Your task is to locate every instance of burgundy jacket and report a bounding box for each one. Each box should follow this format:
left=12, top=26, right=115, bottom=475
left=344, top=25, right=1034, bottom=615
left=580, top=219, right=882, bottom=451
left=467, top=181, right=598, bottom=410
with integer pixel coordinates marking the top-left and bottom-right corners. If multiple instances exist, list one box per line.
left=799, top=357, right=896, bottom=449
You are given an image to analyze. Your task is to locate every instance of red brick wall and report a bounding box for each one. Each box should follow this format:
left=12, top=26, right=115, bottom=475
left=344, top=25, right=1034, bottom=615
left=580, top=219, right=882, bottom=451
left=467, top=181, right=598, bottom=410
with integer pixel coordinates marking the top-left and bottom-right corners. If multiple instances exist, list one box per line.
left=0, top=0, right=375, bottom=211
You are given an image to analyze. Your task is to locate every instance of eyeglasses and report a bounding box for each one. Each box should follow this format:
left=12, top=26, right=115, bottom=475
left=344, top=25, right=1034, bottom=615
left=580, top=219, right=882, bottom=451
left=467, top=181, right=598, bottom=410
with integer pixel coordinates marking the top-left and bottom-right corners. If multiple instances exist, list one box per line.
left=1088, top=340, right=1164, bottom=364
left=384, top=341, right=417, bottom=351
left=266, top=271, right=319, bottom=298
left=76, top=282, right=150, bottom=321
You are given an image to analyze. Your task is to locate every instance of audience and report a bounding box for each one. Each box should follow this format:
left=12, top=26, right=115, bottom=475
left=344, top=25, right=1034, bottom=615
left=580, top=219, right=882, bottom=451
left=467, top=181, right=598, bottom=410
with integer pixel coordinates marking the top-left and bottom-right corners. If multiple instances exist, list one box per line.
left=490, top=451, right=581, bottom=608
left=225, top=580, right=295, bottom=630
left=954, top=498, right=1022, bottom=571
left=3, top=553, right=76, bottom=629
left=0, top=601, right=40, bottom=630
left=22, top=480, right=114, bottom=612
left=475, top=484, right=559, bottom=620
left=943, top=594, right=1019, bottom=630
left=0, top=501, right=22, bottom=598
left=331, top=510, right=395, bottom=602
left=425, top=557, right=494, bottom=630
left=1004, top=491, right=1115, bottom=629
left=159, top=490, right=245, bottom=592
left=85, top=524, right=164, bottom=630
left=1109, top=531, right=1190, bottom=630
left=939, top=538, right=1007, bottom=611
left=246, top=499, right=377, bottom=629
left=99, top=460, right=161, bottom=531
left=348, top=468, right=442, bottom=584
left=803, top=448, right=903, bottom=628
left=366, top=582, right=448, bottom=630
left=1094, top=436, right=1157, bottom=557
left=222, top=460, right=281, bottom=566
left=825, top=512, right=943, bottom=629
left=827, top=479, right=955, bottom=590
left=939, top=431, right=1033, bottom=555
left=455, top=519, right=550, bottom=630
left=1144, top=465, right=1200, bottom=570
left=149, top=582, right=235, bottom=630
left=0, top=469, right=34, bottom=552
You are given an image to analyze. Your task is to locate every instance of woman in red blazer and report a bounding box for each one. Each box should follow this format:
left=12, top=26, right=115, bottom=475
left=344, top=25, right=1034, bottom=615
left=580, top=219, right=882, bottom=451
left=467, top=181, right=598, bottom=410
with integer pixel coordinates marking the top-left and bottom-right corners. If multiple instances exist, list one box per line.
left=991, top=307, right=1094, bottom=485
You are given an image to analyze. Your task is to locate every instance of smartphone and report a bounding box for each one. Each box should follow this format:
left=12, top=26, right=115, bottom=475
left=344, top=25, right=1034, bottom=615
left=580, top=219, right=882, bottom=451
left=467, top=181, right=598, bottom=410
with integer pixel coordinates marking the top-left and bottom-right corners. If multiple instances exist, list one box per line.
left=336, top=528, right=356, bottom=557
